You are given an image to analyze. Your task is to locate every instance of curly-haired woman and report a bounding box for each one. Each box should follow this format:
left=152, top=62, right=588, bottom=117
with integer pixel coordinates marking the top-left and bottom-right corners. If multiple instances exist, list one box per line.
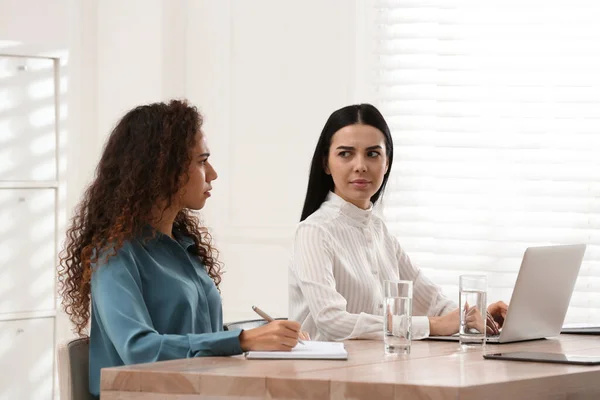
left=58, top=100, right=305, bottom=398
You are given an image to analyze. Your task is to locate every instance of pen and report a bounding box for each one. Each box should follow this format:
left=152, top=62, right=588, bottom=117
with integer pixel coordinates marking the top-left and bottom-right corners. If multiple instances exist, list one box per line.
left=252, top=305, right=305, bottom=344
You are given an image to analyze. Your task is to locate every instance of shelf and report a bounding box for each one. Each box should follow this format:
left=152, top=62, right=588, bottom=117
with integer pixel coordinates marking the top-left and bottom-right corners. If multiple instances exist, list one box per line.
left=0, top=309, right=56, bottom=322
left=0, top=52, right=61, bottom=400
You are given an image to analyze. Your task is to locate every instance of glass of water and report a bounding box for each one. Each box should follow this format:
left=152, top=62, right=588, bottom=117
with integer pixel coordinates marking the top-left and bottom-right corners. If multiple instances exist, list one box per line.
left=383, top=280, right=413, bottom=355
left=459, top=275, right=487, bottom=346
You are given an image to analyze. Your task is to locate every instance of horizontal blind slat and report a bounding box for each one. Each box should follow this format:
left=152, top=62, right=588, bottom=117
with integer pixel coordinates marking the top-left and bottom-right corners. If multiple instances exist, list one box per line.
left=375, top=2, right=600, bottom=322
left=387, top=177, right=600, bottom=196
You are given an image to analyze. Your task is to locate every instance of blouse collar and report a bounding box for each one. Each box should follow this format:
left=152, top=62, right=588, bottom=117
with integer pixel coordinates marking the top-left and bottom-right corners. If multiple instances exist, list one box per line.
left=324, top=191, right=373, bottom=226
left=142, top=225, right=195, bottom=250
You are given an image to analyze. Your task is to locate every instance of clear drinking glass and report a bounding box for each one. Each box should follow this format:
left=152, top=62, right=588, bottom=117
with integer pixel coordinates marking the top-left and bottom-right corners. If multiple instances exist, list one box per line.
left=459, top=275, right=487, bottom=346
left=383, top=280, right=413, bottom=355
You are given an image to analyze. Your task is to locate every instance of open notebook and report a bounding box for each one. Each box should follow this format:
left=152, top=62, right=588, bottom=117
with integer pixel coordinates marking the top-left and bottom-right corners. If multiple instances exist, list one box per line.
left=245, top=341, right=348, bottom=360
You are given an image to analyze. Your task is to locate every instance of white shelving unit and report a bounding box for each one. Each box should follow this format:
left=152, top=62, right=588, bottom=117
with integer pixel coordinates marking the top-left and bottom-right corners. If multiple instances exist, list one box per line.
left=0, top=54, right=60, bottom=400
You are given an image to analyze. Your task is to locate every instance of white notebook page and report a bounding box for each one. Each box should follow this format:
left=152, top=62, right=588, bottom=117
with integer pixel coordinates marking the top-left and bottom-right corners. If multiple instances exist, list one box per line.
left=245, top=341, right=348, bottom=360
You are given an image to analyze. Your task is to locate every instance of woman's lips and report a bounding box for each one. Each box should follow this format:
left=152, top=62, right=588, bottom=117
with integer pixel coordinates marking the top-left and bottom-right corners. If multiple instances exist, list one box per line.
left=350, top=180, right=371, bottom=189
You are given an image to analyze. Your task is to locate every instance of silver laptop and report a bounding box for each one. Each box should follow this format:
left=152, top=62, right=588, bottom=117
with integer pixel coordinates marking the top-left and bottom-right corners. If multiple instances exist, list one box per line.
left=429, top=244, right=587, bottom=344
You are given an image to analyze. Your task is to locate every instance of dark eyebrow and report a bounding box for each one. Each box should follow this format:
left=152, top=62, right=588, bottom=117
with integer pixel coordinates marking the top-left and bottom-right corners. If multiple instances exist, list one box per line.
left=197, top=153, right=210, bottom=158
left=335, top=145, right=383, bottom=151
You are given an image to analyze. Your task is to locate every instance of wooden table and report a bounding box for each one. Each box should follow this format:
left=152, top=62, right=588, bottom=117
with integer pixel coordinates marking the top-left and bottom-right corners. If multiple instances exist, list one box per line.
left=101, top=335, right=600, bottom=399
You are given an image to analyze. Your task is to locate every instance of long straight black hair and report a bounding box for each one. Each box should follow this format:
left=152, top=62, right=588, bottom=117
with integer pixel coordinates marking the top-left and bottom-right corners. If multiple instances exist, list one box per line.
left=300, top=104, right=394, bottom=221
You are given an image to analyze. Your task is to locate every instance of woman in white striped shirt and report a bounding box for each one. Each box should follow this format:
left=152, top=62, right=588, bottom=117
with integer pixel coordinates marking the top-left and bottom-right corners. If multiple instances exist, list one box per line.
left=289, top=104, right=507, bottom=341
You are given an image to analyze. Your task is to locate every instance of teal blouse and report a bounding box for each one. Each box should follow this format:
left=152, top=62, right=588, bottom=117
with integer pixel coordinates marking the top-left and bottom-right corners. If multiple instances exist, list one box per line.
left=88, top=230, right=243, bottom=397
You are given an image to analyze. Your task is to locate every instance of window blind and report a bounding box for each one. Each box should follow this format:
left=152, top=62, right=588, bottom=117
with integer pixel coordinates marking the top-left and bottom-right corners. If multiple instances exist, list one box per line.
left=373, top=0, right=600, bottom=323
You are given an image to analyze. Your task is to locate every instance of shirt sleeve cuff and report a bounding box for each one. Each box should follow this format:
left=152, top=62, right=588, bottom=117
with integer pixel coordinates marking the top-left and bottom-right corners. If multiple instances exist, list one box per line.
left=412, top=316, right=430, bottom=340
left=189, top=329, right=244, bottom=356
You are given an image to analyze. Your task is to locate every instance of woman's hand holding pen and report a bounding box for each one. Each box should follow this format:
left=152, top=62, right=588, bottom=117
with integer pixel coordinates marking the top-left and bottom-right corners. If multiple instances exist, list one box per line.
left=298, top=331, right=311, bottom=341
left=239, top=320, right=303, bottom=351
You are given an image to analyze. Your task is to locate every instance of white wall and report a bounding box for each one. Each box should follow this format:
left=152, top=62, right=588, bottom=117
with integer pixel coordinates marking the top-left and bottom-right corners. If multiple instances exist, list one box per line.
left=0, top=0, right=70, bottom=45
left=2, top=2, right=362, bottom=393
left=72, top=0, right=189, bottom=195
left=187, top=0, right=358, bottom=321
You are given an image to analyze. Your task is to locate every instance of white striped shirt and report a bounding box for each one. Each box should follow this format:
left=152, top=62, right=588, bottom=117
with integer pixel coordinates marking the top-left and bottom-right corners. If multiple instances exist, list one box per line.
left=289, top=191, right=456, bottom=341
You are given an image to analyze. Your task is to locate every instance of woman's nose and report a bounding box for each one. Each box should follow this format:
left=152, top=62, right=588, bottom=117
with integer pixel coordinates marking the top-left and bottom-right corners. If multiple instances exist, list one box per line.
left=353, top=156, right=367, bottom=172
left=207, top=164, right=218, bottom=181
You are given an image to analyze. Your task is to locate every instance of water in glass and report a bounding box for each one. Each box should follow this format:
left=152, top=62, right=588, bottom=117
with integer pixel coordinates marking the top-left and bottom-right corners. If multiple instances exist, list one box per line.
left=459, top=289, right=487, bottom=345
left=384, top=296, right=412, bottom=354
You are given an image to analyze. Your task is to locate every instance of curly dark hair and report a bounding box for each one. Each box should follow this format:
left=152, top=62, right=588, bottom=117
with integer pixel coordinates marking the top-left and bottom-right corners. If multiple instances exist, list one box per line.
left=58, top=99, right=222, bottom=336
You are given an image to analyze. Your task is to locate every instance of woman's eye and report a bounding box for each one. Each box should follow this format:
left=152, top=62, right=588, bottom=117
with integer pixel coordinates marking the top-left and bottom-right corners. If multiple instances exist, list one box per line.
left=368, top=151, right=380, bottom=158
left=338, top=151, right=350, bottom=158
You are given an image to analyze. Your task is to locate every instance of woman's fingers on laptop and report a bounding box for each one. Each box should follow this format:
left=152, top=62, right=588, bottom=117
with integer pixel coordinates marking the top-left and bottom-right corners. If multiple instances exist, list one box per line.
left=488, top=301, right=509, bottom=327
left=486, top=311, right=499, bottom=335
left=465, top=306, right=487, bottom=334
left=464, top=307, right=499, bottom=335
